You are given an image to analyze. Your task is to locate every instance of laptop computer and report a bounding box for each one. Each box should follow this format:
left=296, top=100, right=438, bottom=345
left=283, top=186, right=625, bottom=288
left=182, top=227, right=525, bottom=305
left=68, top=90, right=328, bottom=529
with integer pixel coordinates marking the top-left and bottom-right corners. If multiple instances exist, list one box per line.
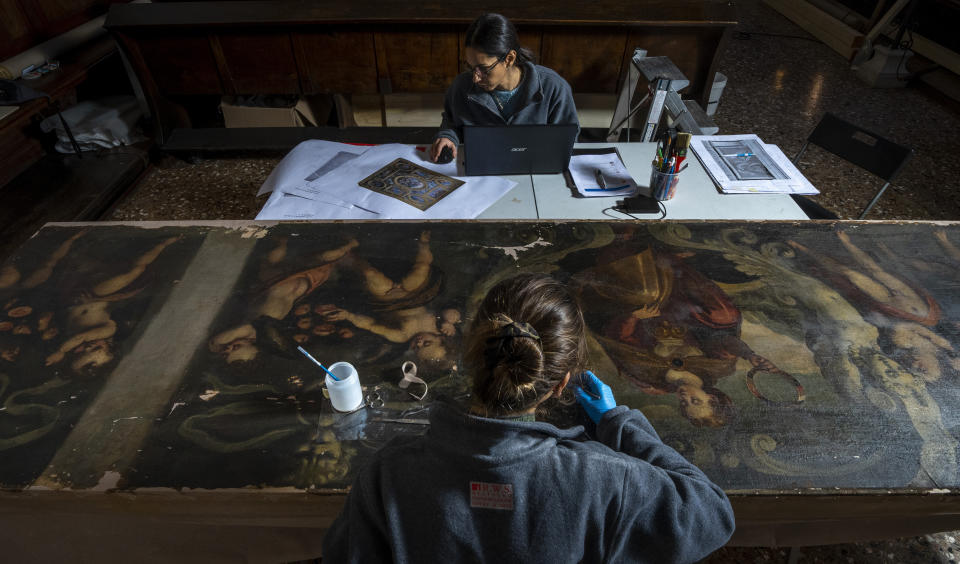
left=463, top=124, right=579, bottom=176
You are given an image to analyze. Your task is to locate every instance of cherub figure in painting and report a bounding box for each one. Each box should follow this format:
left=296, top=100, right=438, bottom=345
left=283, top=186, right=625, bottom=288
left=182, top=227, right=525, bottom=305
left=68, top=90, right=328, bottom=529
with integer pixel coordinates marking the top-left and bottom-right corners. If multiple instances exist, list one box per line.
left=44, top=236, right=181, bottom=373
left=320, top=231, right=461, bottom=369
left=574, top=246, right=784, bottom=427
left=209, top=231, right=460, bottom=369
left=208, top=238, right=359, bottom=363
left=789, top=230, right=958, bottom=383
left=0, top=231, right=86, bottom=364
left=1, top=232, right=181, bottom=374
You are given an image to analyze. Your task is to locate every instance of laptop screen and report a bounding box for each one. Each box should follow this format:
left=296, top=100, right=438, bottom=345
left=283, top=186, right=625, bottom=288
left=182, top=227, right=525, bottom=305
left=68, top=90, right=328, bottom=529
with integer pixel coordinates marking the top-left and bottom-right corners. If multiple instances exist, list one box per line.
left=463, top=124, right=578, bottom=176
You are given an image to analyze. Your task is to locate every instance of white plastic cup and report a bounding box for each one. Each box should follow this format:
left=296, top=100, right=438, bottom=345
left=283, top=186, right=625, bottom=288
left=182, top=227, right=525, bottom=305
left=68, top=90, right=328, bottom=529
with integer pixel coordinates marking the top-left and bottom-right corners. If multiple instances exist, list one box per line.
left=325, top=361, right=363, bottom=412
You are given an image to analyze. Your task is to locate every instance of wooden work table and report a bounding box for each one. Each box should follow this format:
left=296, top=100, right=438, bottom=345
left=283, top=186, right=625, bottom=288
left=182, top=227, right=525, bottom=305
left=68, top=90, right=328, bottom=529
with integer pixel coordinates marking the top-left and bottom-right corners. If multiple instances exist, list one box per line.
left=105, top=1, right=736, bottom=146
left=2, top=220, right=960, bottom=561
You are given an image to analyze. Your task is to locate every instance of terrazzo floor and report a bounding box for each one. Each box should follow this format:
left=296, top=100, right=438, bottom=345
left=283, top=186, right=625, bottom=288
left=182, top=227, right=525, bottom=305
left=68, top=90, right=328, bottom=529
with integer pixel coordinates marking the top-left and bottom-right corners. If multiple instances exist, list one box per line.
left=104, top=1, right=960, bottom=562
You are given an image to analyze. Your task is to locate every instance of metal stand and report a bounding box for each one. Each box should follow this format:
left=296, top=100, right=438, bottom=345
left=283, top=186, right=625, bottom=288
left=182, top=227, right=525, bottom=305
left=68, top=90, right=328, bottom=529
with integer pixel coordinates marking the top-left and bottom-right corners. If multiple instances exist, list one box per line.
left=608, top=50, right=719, bottom=142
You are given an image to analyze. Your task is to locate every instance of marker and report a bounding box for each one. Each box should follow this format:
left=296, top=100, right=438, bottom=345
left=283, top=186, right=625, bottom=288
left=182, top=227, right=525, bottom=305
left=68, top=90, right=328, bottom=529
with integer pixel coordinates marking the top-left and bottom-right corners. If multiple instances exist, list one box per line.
left=297, top=345, right=339, bottom=381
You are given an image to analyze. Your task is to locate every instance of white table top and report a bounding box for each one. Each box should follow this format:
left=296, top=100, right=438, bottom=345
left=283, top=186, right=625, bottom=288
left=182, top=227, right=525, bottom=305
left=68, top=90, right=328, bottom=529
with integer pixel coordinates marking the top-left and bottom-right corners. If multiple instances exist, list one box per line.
left=531, top=143, right=808, bottom=220
left=256, top=141, right=809, bottom=221
left=475, top=174, right=537, bottom=219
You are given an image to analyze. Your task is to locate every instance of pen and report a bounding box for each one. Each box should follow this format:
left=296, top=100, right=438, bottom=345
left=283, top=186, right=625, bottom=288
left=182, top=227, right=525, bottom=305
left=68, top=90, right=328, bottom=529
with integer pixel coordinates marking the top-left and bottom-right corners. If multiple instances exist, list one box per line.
left=594, top=169, right=606, bottom=189
left=733, top=152, right=754, bottom=157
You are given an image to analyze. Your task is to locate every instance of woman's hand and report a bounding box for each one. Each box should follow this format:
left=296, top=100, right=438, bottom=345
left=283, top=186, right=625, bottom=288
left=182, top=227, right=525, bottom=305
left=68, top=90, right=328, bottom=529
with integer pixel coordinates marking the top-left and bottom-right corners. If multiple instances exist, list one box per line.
left=574, top=371, right=617, bottom=423
left=430, top=137, right=457, bottom=163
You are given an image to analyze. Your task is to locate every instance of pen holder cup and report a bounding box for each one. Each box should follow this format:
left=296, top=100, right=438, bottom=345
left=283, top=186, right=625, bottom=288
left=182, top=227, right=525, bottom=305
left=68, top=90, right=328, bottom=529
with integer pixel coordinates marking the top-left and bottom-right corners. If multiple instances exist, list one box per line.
left=325, top=362, right=363, bottom=412
left=649, top=164, right=682, bottom=201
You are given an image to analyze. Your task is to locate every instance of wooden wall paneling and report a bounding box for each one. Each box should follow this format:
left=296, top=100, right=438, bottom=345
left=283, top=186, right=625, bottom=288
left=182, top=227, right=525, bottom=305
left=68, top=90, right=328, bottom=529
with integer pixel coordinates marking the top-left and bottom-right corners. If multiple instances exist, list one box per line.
left=3, top=0, right=118, bottom=60
left=212, top=32, right=301, bottom=95
left=375, top=29, right=460, bottom=92
left=293, top=30, right=379, bottom=94
left=372, top=31, right=390, bottom=125
left=25, top=0, right=112, bottom=38
left=517, top=28, right=543, bottom=63
left=116, top=33, right=193, bottom=143
left=540, top=27, right=629, bottom=94
left=623, top=26, right=727, bottom=105
left=134, top=33, right=223, bottom=95
left=208, top=34, right=235, bottom=96
left=0, top=0, right=33, bottom=61
left=454, top=27, right=543, bottom=71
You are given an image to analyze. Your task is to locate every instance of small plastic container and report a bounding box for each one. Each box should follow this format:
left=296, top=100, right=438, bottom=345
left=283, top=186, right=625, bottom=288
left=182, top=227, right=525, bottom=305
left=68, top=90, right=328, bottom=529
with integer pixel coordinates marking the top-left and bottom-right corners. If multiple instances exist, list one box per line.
left=650, top=163, right=682, bottom=201
left=325, top=361, right=363, bottom=412
left=706, top=72, right=727, bottom=117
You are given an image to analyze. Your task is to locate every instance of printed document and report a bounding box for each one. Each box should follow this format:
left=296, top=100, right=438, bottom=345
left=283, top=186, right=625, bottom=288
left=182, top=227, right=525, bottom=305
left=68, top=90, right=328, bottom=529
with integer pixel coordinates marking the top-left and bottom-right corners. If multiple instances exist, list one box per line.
left=690, top=134, right=818, bottom=195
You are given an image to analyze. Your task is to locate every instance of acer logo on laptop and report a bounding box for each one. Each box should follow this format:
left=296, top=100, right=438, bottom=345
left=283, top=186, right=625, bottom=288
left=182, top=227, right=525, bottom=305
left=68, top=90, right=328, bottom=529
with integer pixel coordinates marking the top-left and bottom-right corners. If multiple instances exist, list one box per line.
left=510, top=147, right=527, bottom=152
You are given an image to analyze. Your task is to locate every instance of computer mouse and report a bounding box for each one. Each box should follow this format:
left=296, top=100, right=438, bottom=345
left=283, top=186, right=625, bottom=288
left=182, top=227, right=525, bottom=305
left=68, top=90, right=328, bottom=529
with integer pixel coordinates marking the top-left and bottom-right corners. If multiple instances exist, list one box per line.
left=437, top=145, right=454, bottom=164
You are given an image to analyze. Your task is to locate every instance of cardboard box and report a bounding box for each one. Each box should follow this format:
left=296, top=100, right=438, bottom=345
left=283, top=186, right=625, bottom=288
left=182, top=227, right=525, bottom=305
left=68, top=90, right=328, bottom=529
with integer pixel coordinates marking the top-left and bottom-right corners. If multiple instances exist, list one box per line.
left=220, top=95, right=333, bottom=128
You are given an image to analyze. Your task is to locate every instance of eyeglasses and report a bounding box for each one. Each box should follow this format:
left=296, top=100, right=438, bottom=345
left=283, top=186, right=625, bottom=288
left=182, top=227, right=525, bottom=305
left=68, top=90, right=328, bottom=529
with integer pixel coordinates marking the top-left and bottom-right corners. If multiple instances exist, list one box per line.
left=463, top=55, right=506, bottom=77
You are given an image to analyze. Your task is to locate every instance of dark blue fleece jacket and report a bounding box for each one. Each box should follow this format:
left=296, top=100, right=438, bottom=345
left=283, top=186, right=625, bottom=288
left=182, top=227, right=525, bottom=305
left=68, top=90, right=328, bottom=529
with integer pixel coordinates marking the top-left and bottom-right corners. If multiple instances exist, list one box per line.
left=435, top=61, right=580, bottom=146
left=322, top=403, right=735, bottom=563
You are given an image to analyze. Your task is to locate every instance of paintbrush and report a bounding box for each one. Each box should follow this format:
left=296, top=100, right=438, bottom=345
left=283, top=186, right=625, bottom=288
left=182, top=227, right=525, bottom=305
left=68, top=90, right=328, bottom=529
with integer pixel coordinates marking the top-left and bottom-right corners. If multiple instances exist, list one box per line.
left=297, top=345, right=339, bottom=381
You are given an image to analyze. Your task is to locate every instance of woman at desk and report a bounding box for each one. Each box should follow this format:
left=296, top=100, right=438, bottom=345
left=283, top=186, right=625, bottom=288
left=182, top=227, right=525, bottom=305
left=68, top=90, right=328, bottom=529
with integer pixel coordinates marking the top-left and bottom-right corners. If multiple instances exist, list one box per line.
left=430, top=13, right=579, bottom=163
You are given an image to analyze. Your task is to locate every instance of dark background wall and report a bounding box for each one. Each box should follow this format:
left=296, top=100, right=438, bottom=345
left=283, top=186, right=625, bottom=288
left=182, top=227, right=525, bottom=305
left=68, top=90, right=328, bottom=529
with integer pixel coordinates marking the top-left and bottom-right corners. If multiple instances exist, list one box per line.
left=0, top=0, right=127, bottom=60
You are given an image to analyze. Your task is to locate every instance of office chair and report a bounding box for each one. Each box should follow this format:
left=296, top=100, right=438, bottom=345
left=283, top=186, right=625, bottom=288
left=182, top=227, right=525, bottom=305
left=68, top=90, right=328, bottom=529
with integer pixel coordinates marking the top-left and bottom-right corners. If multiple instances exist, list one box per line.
left=793, top=112, right=912, bottom=219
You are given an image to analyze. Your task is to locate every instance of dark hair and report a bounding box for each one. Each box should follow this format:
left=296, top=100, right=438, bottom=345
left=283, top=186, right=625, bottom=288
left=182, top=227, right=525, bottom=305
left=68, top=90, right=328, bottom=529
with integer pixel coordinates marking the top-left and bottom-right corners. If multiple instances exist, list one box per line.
left=465, top=274, right=586, bottom=416
left=464, top=13, right=536, bottom=66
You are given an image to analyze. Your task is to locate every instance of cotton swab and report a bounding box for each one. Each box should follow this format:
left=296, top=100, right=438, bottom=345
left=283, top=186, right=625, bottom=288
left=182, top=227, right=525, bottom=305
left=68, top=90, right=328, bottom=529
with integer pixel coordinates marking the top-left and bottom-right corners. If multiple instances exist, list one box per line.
left=297, top=345, right=339, bottom=381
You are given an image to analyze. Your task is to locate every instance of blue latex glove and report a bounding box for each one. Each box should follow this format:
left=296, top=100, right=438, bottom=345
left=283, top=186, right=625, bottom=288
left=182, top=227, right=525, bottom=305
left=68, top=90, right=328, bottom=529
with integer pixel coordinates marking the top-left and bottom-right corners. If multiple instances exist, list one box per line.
left=574, top=371, right=617, bottom=424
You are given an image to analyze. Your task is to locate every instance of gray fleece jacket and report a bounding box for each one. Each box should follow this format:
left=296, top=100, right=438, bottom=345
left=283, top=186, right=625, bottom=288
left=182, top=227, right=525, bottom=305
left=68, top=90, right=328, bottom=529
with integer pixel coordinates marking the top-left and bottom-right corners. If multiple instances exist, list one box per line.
left=321, top=402, right=735, bottom=563
left=435, top=61, right=580, bottom=146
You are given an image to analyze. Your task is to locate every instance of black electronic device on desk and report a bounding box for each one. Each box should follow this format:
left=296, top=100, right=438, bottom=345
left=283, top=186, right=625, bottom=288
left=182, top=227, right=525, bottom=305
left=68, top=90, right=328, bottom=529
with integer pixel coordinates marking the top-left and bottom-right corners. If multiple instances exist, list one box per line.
left=436, top=145, right=454, bottom=164
left=615, top=195, right=660, bottom=214
left=462, top=124, right=578, bottom=175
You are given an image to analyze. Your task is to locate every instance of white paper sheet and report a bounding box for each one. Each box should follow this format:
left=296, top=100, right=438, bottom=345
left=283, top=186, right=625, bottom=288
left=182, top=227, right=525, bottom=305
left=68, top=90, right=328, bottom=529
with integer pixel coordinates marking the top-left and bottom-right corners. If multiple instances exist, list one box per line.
left=277, top=143, right=517, bottom=219
left=567, top=151, right=638, bottom=198
left=256, top=140, right=370, bottom=196
left=690, top=134, right=818, bottom=195
left=715, top=145, right=819, bottom=194
left=255, top=192, right=380, bottom=220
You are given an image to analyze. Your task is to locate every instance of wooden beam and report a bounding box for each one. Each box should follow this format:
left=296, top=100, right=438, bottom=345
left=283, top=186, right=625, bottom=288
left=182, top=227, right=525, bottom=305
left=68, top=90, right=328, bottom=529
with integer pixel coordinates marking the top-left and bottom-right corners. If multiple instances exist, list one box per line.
left=763, top=0, right=864, bottom=59
left=892, top=30, right=960, bottom=77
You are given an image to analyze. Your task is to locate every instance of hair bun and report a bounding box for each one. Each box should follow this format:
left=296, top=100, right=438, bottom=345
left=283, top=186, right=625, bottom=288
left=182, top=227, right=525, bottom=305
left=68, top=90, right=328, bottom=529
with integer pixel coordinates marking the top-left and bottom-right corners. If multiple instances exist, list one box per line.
left=465, top=273, right=587, bottom=416
left=481, top=314, right=544, bottom=393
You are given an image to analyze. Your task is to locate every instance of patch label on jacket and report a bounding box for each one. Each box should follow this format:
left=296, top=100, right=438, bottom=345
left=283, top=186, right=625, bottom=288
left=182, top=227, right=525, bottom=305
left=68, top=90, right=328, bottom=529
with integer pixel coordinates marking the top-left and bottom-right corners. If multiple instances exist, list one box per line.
left=469, top=481, right=514, bottom=510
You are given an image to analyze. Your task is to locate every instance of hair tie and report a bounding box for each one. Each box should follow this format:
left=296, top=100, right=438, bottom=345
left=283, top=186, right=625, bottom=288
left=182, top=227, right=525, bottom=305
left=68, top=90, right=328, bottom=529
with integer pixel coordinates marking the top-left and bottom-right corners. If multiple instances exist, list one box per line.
left=488, top=314, right=540, bottom=342
left=482, top=314, right=541, bottom=370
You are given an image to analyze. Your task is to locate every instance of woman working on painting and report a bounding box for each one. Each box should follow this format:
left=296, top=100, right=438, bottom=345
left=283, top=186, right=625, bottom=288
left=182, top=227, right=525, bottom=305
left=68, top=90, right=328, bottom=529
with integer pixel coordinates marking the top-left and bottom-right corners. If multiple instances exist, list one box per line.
left=322, top=273, right=735, bottom=563
left=430, top=13, right=580, bottom=163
